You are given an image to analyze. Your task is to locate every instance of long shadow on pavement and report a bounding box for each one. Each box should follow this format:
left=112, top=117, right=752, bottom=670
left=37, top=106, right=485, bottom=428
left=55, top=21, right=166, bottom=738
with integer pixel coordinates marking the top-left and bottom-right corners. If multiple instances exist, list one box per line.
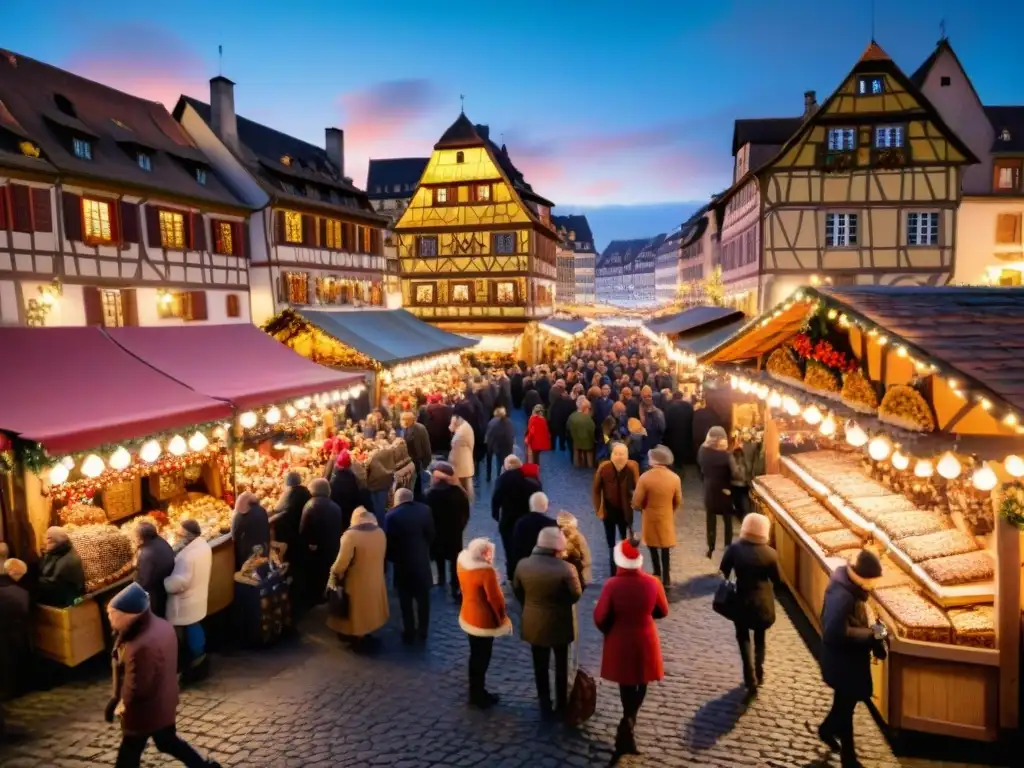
left=685, top=685, right=749, bottom=750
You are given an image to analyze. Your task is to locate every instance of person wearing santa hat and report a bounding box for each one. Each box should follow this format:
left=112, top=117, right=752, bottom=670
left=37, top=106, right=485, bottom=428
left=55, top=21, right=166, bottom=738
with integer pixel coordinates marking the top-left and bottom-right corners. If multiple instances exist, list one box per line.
left=594, top=538, right=668, bottom=760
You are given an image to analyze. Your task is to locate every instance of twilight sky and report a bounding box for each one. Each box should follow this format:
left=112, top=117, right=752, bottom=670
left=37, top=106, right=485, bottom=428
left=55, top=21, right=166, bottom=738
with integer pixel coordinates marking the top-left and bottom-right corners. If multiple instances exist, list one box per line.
left=4, top=0, right=1023, bottom=250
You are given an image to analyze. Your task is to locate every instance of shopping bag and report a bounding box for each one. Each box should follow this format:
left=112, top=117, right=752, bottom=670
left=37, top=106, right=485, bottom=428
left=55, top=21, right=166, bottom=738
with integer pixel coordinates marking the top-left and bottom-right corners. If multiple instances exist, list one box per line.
left=566, top=666, right=597, bottom=727
left=712, top=579, right=737, bottom=621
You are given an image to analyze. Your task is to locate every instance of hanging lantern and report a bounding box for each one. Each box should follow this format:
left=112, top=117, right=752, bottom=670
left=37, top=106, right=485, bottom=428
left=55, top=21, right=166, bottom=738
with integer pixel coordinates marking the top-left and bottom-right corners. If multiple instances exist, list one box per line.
left=767, top=390, right=782, bottom=409
left=844, top=420, right=868, bottom=448
left=819, top=412, right=837, bottom=437
left=48, top=463, right=70, bottom=485
left=971, top=462, right=997, bottom=492
left=80, top=454, right=105, bottom=479
left=239, top=411, right=258, bottom=429
left=868, top=435, right=892, bottom=461
left=264, top=406, right=281, bottom=425
left=802, top=404, right=823, bottom=426
left=914, top=458, right=934, bottom=478
left=891, top=450, right=910, bottom=471
left=167, top=435, right=187, bottom=456
left=937, top=451, right=962, bottom=480
left=1004, top=454, right=1024, bottom=478
left=140, top=439, right=162, bottom=463
left=109, top=446, right=132, bottom=471
left=783, top=396, right=801, bottom=416
left=188, top=431, right=209, bottom=452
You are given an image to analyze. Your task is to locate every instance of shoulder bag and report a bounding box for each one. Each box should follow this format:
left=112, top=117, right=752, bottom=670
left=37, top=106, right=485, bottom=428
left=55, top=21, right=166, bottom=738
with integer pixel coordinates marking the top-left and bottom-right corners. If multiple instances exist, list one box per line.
left=712, top=578, right=737, bottom=621
left=326, top=548, right=355, bottom=619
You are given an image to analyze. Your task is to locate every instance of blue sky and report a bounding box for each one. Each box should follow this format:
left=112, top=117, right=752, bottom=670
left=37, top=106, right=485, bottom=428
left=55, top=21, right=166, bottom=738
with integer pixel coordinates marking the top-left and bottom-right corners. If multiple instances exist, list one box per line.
left=3, top=0, right=1022, bottom=249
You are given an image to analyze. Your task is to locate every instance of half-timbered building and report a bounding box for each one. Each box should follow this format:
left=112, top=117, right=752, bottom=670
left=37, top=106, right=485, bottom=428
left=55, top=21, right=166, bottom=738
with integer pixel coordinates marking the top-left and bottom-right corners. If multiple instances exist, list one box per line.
left=367, top=157, right=429, bottom=302
left=655, top=226, right=683, bottom=305
left=596, top=238, right=649, bottom=306
left=551, top=213, right=597, bottom=305
left=392, top=113, right=558, bottom=336
left=175, top=77, right=388, bottom=326
left=632, top=234, right=664, bottom=306
left=0, top=50, right=252, bottom=327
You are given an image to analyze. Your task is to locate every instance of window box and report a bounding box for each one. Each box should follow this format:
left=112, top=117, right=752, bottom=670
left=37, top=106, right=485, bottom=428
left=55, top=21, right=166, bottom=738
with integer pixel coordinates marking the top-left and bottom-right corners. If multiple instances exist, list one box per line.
left=820, top=149, right=856, bottom=173
left=872, top=146, right=908, bottom=169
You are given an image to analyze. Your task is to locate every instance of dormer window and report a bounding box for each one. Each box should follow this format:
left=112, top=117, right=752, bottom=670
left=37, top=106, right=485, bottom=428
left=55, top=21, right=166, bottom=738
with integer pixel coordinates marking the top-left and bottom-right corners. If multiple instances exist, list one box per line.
left=827, top=128, right=856, bottom=152
left=456, top=151, right=465, bottom=163
left=280, top=155, right=292, bottom=166
left=195, top=168, right=207, bottom=185
left=54, top=94, right=77, bottom=117
left=874, top=126, right=904, bottom=148
left=1000, top=128, right=1012, bottom=142
left=137, top=151, right=151, bottom=171
left=18, top=141, right=39, bottom=158
left=72, top=137, right=92, bottom=160
left=857, top=76, right=885, bottom=95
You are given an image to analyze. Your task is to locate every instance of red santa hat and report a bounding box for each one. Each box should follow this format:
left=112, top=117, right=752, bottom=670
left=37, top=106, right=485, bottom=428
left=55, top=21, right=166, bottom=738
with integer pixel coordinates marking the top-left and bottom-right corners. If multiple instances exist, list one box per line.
left=427, top=393, right=443, bottom=404
left=613, top=538, right=643, bottom=570
left=335, top=449, right=352, bottom=469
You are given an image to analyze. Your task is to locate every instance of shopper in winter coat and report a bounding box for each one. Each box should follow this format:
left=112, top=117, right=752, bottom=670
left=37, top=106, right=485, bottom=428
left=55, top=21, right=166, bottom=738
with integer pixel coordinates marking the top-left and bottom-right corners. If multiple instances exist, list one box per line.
left=163, top=520, right=212, bottom=681
left=457, top=538, right=513, bottom=709
left=0, top=559, right=29, bottom=709
left=547, top=390, right=575, bottom=453
left=384, top=488, right=435, bottom=643
left=425, top=462, right=471, bottom=599
left=448, top=414, right=476, bottom=500
left=663, top=393, right=695, bottom=467
left=273, top=472, right=311, bottom=566
left=594, top=538, right=668, bottom=760
left=697, top=426, right=735, bottom=558
left=231, top=492, right=270, bottom=570
left=556, top=511, right=592, bottom=587
left=510, top=368, right=525, bottom=410
left=484, top=407, right=516, bottom=481
left=691, top=403, right=726, bottom=466
left=632, top=446, right=681, bottom=586
left=424, top=397, right=454, bottom=454
left=720, top=513, right=782, bottom=693
left=639, top=400, right=666, bottom=457
left=511, top=491, right=559, bottom=578
left=567, top=399, right=597, bottom=468
left=513, top=526, right=582, bottom=718
left=36, top=527, right=85, bottom=607
left=133, top=523, right=175, bottom=619
left=365, top=444, right=396, bottom=525
left=592, top=442, right=640, bottom=572
left=814, top=550, right=886, bottom=768
left=300, top=478, right=345, bottom=607
left=400, top=412, right=433, bottom=499
left=535, top=372, right=551, bottom=407
left=105, top=583, right=220, bottom=768
left=521, top=385, right=543, bottom=417
left=525, top=404, right=552, bottom=465
left=491, top=457, right=543, bottom=579
left=329, top=450, right=361, bottom=529
left=327, top=507, right=389, bottom=647
left=593, top=387, right=615, bottom=431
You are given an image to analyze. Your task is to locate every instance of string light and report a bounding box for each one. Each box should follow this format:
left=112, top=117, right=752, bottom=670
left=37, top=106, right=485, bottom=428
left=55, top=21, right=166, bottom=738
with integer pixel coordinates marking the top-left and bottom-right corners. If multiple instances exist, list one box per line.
left=285, top=405, right=297, bottom=418
left=212, top=426, right=227, bottom=440
left=80, top=454, right=105, bottom=478
left=264, top=406, right=281, bottom=425
left=768, top=391, right=782, bottom=409
left=891, top=450, right=909, bottom=471
left=239, top=411, right=259, bottom=429
left=109, top=446, right=132, bottom=471
left=730, top=375, right=739, bottom=390
left=188, top=431, right=209, bottom=452
left=844, top=420, right=868, bottom=447
left=48, top=463, right=69, bottom=485
left=783, top=396, right=801, bottom=416
left=61, top=456, right=75, bottom=469
left=914, top=458, right=934, bottom=478
left=971, top=462, right=998, bottom=492
left=937, top=451, right=962, bottom=480
left=1005, top=455, right=1024, bottom=478
left=167, top=435, right=187, bottom=456
left=819, top=412, right=837, bottom=437
left=868, top=435, right=892, bottom=461
left=802, top=404, right=823, bottom=426
left=140, top=440, right=162, bottom=463
left=739, top=379, right=753, bottom=394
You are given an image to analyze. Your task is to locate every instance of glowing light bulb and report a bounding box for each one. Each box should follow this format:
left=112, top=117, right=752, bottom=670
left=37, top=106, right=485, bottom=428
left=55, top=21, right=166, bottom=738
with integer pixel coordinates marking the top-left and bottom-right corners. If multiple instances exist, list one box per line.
left=868, top=435, right=892, bottom=461
left=188, top=431, right=208, bottom=452
left=340, top=391, right=351, bottom=402
left=914, top=458, right=934, bottom=478
left=168, top=435, right=187, bottom=456
left=80, top=454, right=105, bottom=479
left=738, top=379, right=752, bottom=394
left=937, top=451, right=962, bottom=480
left=819, top=412, right=837, bottom=437
left=285, top=405, right=297, bottom=418
left=891, top=450, right=909, bottom=471
left=730, top=376, right=739, bottom=390
left=332, top=391, right=341, bottom=403
left=1005, top=454, right=1024, bottom=478
left=972, top=463, right=998, bottom=492
left=239, top=411, right=258, bottom=429
left=296, top=398, right=310, bottom=411
left=264, top=406, right=281, bottom=425
left=768, top=391, right=782, bottom=409
left=212, top=426, right=227, bottom=440
left=845, top=421, right=868, bottom=448
left=783, top=396, right=801, bottom=416
left=61, top=455, right=75, bottom=469
left=140, top=440, right=162, bottom=463
left=48, top=463, right=69, bottom=485
left=802, top=404, right=823, bottom=426
left=109, top=446, right=131, bottom=471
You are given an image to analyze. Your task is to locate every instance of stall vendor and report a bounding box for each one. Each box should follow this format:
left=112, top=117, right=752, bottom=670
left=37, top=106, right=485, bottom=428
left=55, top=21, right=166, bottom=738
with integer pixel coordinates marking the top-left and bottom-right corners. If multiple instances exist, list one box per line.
left=36, top=527, right=85, bottom=607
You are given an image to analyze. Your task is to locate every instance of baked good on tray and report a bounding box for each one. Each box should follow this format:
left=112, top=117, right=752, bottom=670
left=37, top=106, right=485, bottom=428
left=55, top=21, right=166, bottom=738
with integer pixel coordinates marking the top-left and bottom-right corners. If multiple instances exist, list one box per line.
left=846, top=494, right=922, bottom=520
left=948, top=606, right=996, bottom=649
left=873, top=586, right=952, bottom=643
left=876, top=510, right=953, bottom=540
left=920, top=551, right=995, bottom=586
left=831, top=478, right=892, bottom=498
left=790, top=508, right=845, bottom=534
left=813, top=528, right=865, bottom=553
left=754, top=475, right=813, bottom=504
left=898, top=529, right=979, bottom=563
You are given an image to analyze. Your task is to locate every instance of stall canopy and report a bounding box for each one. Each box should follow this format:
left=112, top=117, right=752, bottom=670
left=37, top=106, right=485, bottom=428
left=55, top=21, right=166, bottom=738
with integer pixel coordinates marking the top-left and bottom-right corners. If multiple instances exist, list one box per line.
left=539, top=318, right=589, bottom=337
left=0, top=327, right=231, bottom=454
left=645, top=305, right=743, bottom=336
left=106, top=324, right=363, bottom=410
left=278, top=308, right=475, bottom=367
left=676, top=317, right=747, bottom=358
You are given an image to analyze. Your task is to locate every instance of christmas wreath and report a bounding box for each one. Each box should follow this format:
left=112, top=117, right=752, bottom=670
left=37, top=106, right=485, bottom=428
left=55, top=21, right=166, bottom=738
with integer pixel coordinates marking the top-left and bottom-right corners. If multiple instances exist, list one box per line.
left=999, top=481, right=1024, bottom=530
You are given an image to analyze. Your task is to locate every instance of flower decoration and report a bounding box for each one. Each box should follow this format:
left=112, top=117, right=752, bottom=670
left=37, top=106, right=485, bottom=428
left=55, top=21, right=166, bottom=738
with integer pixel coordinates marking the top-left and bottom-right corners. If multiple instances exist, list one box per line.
left=998, top=481, right=1024, bottom=530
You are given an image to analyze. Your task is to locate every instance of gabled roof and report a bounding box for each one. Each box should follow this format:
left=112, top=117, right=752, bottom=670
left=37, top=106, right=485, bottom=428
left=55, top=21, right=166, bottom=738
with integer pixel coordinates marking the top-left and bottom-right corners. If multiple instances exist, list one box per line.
left=598, top=238, right=652, bottom=270
left=646, top=305, right=743, bottom=336
left=434, top=113, right=484, bottom=150
left=366, top=157, right=428, bottom=200
left=176, top=94, right=384, bottom=224
left=984, top=106, right=1024, bottom=153
left=680, top=215, right=709, bottom=248
left=551, top=214, right=595, bottom=251
left=0, top=50, right=247, bottom=209
left=731, top=117, right=803, bottom=156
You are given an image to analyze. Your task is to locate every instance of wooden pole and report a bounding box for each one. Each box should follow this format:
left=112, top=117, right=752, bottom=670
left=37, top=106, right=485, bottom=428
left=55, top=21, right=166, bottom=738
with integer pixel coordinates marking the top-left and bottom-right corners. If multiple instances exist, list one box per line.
left=996, top=514, right=1021, bottom=730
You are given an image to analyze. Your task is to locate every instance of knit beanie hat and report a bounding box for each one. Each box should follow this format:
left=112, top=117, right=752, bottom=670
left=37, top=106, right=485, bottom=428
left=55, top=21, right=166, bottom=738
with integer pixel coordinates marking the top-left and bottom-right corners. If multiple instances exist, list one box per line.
left=335, top=449, right=352, bottom=469
left=536, top=526, right=567, bottom=552
left=740, top=512, right=771, bottom=544
left=285, top=471, right=303, bottom=488
left=110, top=582, right=150, bottom=615
left=851, top=549, right=883, bottom=580
left=613, top=538, right=643, bottom=570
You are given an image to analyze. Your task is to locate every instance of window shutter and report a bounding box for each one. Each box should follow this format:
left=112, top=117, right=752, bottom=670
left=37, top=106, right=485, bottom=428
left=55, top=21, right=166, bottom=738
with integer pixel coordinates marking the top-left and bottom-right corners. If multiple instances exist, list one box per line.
left=108, top=199, right=120, bottom=244
left=144, top=205, right=161, bottom=249
left=996, top=213, right=1022, bottom=245
left=277, top=274, right=288, bottom=302
left=62, top=192, right=83, bottom=242
left=226, top=294, right=240, bottom=318
left=121, top=288, right=139, bottom=327
left=0, top=185, right=7, bottom=229
left=274, top=211, right=285, bottom=243
left=82, top=286, right=104, bottom=325
left=10, top=184, right=32, bottom=233
left=191, top=213, right=207, bottom=251
left=370, top=229, right=380, bottom=255
left=30, top=188, right=52, bottom=232
left=237, top=222, right=248, bottom=258
left=319, top=217, right=327, bottom=249
left=119, top=201, right=139, bottom=243
left=188, top=290, right=208, bottom=321
left=301, top=214, right=316, bottom=246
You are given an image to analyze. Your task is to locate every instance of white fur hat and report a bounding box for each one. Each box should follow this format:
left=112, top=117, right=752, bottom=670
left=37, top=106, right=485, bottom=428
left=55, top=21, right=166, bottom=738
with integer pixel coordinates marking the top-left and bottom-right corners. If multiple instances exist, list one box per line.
left=613, top=538, right=643, bottom=570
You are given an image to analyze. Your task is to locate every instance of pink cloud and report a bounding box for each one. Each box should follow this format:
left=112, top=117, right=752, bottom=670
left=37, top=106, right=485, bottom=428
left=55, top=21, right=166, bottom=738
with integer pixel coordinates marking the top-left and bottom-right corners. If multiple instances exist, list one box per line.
left=339, top=79, right=444, bottom=145
left=63, top=24, right=208, bottom=108
left=579, top=179, right=624, bottom=197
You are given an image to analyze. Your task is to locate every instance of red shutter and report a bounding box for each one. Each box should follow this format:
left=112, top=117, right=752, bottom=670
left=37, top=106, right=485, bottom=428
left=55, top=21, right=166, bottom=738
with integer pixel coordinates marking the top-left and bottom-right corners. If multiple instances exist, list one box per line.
left=188, top=290, right=208, bottom=321
left=319, top=217, right=328, bottom=249
left=119, top=201, right=139, bottom=244
left=145, top=205, right=160, bottom=249
left=62, top=192, right=83, bottom=242
left=121, top=288, right=139, bottom=327
left=301, top=214, right=315, bottom=246
left=83, top=287, right=104, bottom=325
left=30, top=188, right=52, bottom=232
left=274, top=211, right=285, bottom=243
left=0, top=184, right=7, bottom=229
left=10, top=184, right=31, bottom=233
left=191, top=213, right=207, bottom=251
left=237, top=222, right=248, bottom=258
left=370, top=229, right=381, bottom=256
left=226, top=294, right=240, bottom=318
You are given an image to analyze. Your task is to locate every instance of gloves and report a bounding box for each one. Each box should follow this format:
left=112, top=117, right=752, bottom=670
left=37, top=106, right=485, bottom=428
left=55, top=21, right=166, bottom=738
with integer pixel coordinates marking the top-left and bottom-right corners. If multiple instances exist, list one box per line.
left=871, top=638, right=888, bottom=661
left=104, top=697, right=119, bottom=723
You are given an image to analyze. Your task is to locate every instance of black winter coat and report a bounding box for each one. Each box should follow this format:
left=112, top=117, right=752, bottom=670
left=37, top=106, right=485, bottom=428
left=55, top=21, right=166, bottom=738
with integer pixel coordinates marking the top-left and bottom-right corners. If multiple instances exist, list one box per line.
left=535, top=377, right=551, bottom=407
left=384, top=500, right=436, bottom=590
left=692, top=407, right=726, bottom=463
left=510, top=373, right=524, bottom=409
left=522, top=389, right=543, bottom=416
left=273, top=485, right=312, bottom=562
left=511, top=512, right=558, bottom=576
left=37, top=541, right=85, bottom=607
left=720, top=540, right=782, bottom=630
left=484, top=416, right=516, bottom=458
left=329, top=467, right=362, bottom=527
left=820, top=566, right=878, bottom=701
left=300, top=495, right=345, bottom=574
left=697, top=444, right=734, bottom=516
left=426, top=482, right=470, bottom=560
left=0, top=575, right=29, bottom=699
left=134, top=536, right=175, bottom=618
left=491, top=467, right=543, bottom=534
left=592, top=396, right=614, bottom=431
left=663, top=400, right=695, bottom=465
left=232, top=503, right=271, bottom=570
left=548, top=394, right=575, bottom=438
left=424, top=404, right=454, bottom=454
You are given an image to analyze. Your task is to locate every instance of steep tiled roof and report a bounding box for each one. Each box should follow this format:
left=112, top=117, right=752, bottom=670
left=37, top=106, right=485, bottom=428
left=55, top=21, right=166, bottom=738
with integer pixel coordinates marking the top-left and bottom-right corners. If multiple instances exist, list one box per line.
left=366, top=157, right=428, bottom=200
left=731, top=117, right=802, bottom=156
left=984, top=106, right=1024, bottom=153
left=551, top=214, right=595, bottom=251
left=434, top=113, right=483, bottom=149
left=0, top=50, right=246, bottom=208
left=598, top=238, right=652, bottom=270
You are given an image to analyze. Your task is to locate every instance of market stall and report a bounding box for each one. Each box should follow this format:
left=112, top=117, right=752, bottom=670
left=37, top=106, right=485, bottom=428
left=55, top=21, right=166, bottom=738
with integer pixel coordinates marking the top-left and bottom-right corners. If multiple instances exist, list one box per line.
left=701, top=286, right=1023, bottom=742
left=535, top=318, right=590, bottom=364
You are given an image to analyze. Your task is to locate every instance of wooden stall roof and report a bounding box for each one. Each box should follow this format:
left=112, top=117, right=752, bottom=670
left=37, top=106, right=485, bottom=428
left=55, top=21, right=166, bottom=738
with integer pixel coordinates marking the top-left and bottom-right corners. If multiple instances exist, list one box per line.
left=676, top=318, right=748, bottom=357
left=645, top=305, right=743, bottom=336
left=539, top=318, right=590, bottom=337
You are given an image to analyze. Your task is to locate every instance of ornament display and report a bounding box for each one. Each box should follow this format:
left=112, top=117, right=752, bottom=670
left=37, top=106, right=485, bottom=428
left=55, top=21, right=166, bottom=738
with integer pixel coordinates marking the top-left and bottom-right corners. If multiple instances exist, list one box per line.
left=879, top=385, right=936, bottom=432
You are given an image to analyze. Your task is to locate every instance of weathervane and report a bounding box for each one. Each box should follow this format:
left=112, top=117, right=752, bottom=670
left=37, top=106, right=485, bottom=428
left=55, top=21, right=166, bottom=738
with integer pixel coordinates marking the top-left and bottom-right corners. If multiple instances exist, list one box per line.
left=939, top=18, right=947, bottom=40
left=460, top=94, right=465, bottom=114
left=218, top=45, right=223, bottom=76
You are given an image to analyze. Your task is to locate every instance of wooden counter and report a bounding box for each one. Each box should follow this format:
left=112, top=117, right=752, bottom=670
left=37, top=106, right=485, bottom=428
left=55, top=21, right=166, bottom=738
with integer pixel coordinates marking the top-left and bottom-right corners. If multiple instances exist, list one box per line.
left=207, top=533, right=236, bottom=616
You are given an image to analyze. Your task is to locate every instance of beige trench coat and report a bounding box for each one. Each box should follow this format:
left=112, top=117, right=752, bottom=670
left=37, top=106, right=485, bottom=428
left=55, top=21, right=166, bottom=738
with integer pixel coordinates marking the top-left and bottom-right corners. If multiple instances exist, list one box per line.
left=326, top=508, right=389, bottom=637
left=632, top=465, right=682, bottom=548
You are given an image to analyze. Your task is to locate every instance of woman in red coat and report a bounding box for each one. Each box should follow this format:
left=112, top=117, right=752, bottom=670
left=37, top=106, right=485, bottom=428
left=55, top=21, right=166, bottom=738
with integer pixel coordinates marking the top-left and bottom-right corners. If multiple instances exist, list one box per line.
left=593, top=538, right=669, bottom=760
left=524, top=404, right=552, bottom=466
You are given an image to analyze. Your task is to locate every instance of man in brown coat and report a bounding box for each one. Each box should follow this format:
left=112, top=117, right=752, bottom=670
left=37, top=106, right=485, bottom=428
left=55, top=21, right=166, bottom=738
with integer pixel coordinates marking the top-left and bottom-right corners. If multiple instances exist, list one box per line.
left=104, top=582, right=219, bottom=768
left=592, top=442, right=641, bottom=572
left=632, top=445, right=682, bottom=586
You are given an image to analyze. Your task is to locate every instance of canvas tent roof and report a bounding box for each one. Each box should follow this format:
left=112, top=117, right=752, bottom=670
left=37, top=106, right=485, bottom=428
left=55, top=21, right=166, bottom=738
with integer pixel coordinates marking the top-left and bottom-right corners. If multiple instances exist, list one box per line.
left=646, top=306, right=743, bottom=336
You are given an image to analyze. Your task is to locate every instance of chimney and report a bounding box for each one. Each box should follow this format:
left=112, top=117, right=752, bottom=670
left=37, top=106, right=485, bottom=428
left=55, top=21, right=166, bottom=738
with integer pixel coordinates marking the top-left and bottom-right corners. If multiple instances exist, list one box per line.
left=209, top=76, right=239, bottom=151
left=803, top=90, right=818, bottom=118
left=325, top=128, right=344, bottom=178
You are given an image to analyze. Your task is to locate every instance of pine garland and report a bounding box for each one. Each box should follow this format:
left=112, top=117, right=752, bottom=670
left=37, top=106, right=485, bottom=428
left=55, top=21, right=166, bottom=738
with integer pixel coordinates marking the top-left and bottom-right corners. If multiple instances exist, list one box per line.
left=998, top=481, right=1024, bottom=530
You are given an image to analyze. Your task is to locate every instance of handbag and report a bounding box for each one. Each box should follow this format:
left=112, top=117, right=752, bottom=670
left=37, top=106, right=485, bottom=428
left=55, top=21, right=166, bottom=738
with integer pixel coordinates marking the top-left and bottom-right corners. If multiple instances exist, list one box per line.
left=565, top=643, right=596, bottom=727
left=326, top=549, right=355, bottom=619
left=712, top=579, right=737, bottom=621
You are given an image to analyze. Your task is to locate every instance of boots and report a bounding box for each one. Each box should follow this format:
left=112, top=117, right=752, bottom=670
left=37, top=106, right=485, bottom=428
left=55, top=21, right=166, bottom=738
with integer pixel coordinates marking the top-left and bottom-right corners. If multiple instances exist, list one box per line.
left=611, top=718, right=631, bottom=762
left=609, top=549, right=616, bottom=576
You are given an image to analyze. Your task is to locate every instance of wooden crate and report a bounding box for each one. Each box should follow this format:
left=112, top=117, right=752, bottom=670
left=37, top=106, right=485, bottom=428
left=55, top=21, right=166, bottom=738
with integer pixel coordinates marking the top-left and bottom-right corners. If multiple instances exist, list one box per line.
left=33, top=600, right=105, bottom=667
left=207, top=536, right=236, bottom=615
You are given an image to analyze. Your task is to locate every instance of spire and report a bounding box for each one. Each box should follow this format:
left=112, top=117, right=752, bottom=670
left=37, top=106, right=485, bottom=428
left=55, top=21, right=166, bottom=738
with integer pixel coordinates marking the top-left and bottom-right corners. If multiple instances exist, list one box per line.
left=859, top=40, right=891, bottom=62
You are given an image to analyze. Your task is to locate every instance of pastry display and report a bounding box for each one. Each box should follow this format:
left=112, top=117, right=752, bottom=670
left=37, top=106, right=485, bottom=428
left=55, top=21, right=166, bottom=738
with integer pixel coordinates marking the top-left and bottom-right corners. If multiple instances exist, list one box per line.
left=872, top=585, right=952, bottom=643
left=920, top=552, right=995, bottom=586
left=948, top=606, right=996, bottom=649
left=879, top=384, right=936, bottom=432
left=898, top=529, right=979, bottom=563
left=754, top=474, right=812, bottom=504
left=876, top=510, right=953, bottom=540
left=804, top=360, right=841, bottom=399
left=790, top=507, right=845, bottom=534
left=813, top=528, right=865, bottom=553
left=68, top=524, right=135, bottom=593
left=841, top=369, right=879, bottom=414
left=59, top=502, right=108, bottom=528
left=845, top=494, right=921, bottom=521
left=766, top=347, right=802, bottom=384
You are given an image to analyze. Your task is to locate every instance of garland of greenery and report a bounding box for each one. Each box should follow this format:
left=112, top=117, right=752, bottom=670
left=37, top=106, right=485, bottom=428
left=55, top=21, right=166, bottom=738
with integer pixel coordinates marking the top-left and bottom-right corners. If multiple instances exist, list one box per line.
left=999, top=481, right=1024, bottom=530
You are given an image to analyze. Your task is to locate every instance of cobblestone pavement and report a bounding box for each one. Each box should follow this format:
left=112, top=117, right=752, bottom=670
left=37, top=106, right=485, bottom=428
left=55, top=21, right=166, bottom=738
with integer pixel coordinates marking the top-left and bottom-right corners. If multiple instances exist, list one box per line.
left=0, top=433, right=1014, bottom=767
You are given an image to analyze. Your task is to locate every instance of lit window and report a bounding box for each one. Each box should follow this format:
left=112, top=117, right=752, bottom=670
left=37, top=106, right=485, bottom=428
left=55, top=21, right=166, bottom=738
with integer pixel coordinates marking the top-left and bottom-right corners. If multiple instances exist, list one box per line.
left=999, top=269, right=1022, bottom=286
left=435, top=187, right=448, bottom=204
left=906, top=212, right=939, bottom=246
left=137, top=152, right=151, bottom=171
left=493, top=233, right=515, bottom=254
left=874, top=126, right=903, bottom=148
left=101, top=290, right=123, bottom=327
left=415, top=284, right=434, bottom=303
left=82, top=198, right=112, bottom=243
left=456, top=151, right=465, bottom=164
left=476, top=184, right=491, bottom=202
left=996, top=163, right=1021, bottom=190
left=827, top=128, right=856, bottom=152
left=284, top=211, right=303, bottom=243
left=284, top=272, right=309, bottom=304
left=857, top=76, right=885, bottom=95
left=418, top=236, right=438, bottom=257
left=195, top=168, right=207, bottom=185
left=825, top=213, right=858, bottom=247
left=325, top=219, right=342, bottom=249
left=453, top=284, right=470, bottom=302
left=159, top=210, right=186, bottom=249
left=73, top=137, right=92, bottom=160
left=496, top=282, right=515, bottom=303
left=214, top=221, right=234, bottom=255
